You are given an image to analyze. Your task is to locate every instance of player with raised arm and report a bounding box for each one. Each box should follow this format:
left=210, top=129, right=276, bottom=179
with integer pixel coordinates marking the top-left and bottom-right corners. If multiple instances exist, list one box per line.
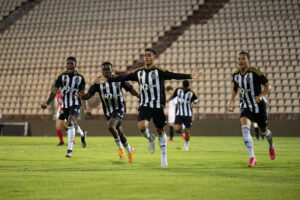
left=77, top=62, right=139, bottom=164
left=108, top=48, right=201, bottom=167
left=41, top=57, right=87, bottom=158
left=167, top=80, right=198, bottom=151
left=227, top=51, right=275, bottom=167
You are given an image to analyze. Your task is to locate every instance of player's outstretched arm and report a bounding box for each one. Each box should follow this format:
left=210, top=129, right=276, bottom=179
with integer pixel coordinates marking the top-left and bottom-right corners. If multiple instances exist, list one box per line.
left=41, top=87, right=58, bottom=109
left=129, top=88, right=140, bottom=99
left=109, top=73, right=136, bottom=82
left=75, top=92, right=91, bottom=100
left=163, top=70, right=202, bottom=80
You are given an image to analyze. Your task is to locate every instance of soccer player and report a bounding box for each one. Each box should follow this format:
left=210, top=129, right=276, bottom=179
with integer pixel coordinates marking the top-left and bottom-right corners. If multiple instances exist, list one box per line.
left=227, top=51, right=275, bottom=167
left=108, top=48, right=201, bottom=167
left=77, top=62, right=138, bottom=164
left=54, top=92, right=68, bottom=146
left=41, top=57, right=87, bottom=158
left=167, top=80, right=198, bottom=151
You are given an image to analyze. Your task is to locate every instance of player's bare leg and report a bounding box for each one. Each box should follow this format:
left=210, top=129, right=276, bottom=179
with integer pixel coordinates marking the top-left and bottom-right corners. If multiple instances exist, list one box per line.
left=107, top=118, right=125, bottom=160
left=56, top=119, right=65, bottom=145
left=240, top=117, right=256, bottom=167
left=260, top=126, right=275, bottom=160
left=138, top=120, right=155, bottom=154
left=183, top=128, right=191, bottom=151
left=116, top=124, right=134, bottom=163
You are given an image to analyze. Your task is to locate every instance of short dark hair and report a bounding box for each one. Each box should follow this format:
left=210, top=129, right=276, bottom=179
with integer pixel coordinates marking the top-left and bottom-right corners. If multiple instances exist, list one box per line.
left=101, top=62, right=113, bottom=69
left=166, top=86, right=173, bottom=91
left=183, top=80, right=190, bottom=88
left=67, top=56, right=77, bottom=64
left=145, top=48, right=156, bottom=56
left=239, top=51, right=250, bottom=60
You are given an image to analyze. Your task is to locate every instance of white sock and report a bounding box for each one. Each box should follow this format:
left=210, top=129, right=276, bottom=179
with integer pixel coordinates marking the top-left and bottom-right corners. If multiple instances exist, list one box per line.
left=114, top=137, right=122, bottom=148
left=262, top=129, right=273, bottom=148
left=158, top=133, right=167, bottom=160
left=123, top=141, right=132, bottom=153
left=76, top=126, right=84, bottom=137
left=141, top=128, right=151, bottom=141
left=184, top=141, right=189, bottom=148
left=68, top=126, right=75, bottom=151
left=242, top=125, right=255, bottom=158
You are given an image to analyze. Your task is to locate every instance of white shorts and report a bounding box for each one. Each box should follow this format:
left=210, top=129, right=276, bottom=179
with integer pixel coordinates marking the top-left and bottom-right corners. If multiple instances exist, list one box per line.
left=168, top=110, right=175, bottom=123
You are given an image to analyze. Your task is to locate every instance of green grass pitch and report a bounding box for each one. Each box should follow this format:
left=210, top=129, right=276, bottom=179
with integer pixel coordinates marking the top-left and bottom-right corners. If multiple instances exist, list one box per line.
left=0, top=136, right=299, bottom=200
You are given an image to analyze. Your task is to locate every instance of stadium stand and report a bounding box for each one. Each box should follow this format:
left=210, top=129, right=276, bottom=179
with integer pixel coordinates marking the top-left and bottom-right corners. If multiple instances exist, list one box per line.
left=0, top=0, right=299, bottom=119
left=0, top=0, right=27, bottom=20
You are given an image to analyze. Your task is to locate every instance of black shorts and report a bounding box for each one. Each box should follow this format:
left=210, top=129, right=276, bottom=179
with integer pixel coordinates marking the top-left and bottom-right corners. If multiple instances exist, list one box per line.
left=59, top=105, right=81, bottom=121
left=106, top=110, right=125, bottom=125
left=240, top=102, right=268, bottom=128
left=138, top=106, right=166, bottom=129
left=174, top=115, right=193, bottom=128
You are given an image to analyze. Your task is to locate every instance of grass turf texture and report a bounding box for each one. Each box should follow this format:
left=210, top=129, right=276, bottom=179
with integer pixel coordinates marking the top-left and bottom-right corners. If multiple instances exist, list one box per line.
left=0, top=136, right=299, bottom=200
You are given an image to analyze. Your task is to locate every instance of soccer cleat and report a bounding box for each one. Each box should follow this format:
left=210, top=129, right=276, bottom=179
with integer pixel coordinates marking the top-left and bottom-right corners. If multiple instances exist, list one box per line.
left=127, top=147, right=135, bottom=164
left=161, top=158, right=168, bottom=168
left=57, top=142, right=64, bottom=146
left=118, top=147, right=125, bottom=160
left=167, top=139, right=173, bottom=143
left=81, top=130, right=87, bottom=148
left=183, top=146, right=189, bottom=151
left=182, top=133, right=186, bottom=141
left=148, top=133, right=155, bottom=154
left=248, top=157, right=257, bottom=167
left=65, top=150, right=72, bottom=158
left=269, top=147, right=276, bottom=160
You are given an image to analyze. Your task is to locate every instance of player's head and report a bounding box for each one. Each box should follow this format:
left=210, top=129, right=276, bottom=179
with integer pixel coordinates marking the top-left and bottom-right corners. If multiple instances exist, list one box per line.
left=166, top=86, right=173, bottom=95
left=66, top=56, right=76, bottom=74
left=238, top=51, right=250, bottom=70
left=182, top=80, right=190, bottom=90
left=144, top=48, right=156, bottom=66
left=101, top=62, right=113, bottom=78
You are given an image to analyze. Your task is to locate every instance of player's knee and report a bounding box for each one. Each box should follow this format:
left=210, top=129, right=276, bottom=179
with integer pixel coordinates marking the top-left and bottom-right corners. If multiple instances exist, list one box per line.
left=174, top=126, right=181, bottom=133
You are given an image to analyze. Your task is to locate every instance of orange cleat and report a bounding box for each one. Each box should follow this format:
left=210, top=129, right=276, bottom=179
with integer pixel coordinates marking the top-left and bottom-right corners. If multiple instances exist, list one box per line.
left=118, top=147, right=125, bottom=160
left=128, top=147, right=135, bottom=164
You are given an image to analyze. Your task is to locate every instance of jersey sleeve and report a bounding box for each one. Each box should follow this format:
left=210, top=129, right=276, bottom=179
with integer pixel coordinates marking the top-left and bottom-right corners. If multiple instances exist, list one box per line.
left=54, top=75, right=62, bottom=88
left=88, top=84, right=98, bottom=96
left=121, top=81, right=133, bottom=92
left=259, top=72, right=268, bottom=85
left=162, top=70, right=191, bottom=80
left=109, top=72, right=137, bottom=82
left=191, top=91, right=198, bottom=103
left=79, top=76, right=86, bottom=91
left=232, top=74, right=239, bottom=92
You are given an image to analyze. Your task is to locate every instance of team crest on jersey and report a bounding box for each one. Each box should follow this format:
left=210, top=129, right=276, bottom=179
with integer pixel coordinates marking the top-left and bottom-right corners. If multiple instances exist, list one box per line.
left=150, top=71, right=157, bottom=79
left=75, top=76, right=80, bottom=84
left=246, top=76, right=250, bottom=83
left=63, top=77, right=67, bottom=83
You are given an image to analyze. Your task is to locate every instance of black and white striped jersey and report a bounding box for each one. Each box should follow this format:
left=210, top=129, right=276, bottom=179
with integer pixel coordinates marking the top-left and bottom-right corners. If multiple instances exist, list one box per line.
left=55, top=71, right=85, bottom=108
left=232, top=67, right=268, bottom=113
left=88, top=77, right=133, bottom=118
left=109, top=65, right=191, bottom=109
left=172, top=87, right=198, bottom=117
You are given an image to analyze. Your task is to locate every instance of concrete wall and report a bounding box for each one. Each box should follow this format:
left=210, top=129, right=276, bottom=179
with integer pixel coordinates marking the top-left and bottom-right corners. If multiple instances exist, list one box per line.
left=7, top=119, right=299, bottom=137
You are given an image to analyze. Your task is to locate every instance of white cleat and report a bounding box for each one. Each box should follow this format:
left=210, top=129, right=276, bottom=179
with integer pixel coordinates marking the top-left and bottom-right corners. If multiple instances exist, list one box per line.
left=183, top=146, right=189, bottom=151
left=148, top=134, right=155, bottom=154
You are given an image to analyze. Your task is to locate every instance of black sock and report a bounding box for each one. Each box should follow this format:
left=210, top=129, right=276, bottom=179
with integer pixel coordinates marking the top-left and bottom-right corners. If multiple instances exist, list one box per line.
left=169, top=126, right=174, bottom=140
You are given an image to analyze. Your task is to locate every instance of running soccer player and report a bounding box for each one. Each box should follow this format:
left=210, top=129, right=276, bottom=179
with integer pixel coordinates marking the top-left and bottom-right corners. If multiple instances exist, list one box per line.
left=227, top=51, right=275, bottom=167
left=41, top=57, right=87, bottom=158
left=167, top=80, right=198, bottom=151
left=77, top=62, right=138, bottom=164
left=108, top=48, right=201, bottom=167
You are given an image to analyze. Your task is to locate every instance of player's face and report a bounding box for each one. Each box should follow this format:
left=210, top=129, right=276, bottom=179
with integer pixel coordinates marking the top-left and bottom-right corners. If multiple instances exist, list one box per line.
left=66, top=60, right=76, bottom=74
left=237, top=54, right=249, bottom=71
left=144, top=51, right=155, bottom=66
left=101, top=65, right=112, bottom=78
